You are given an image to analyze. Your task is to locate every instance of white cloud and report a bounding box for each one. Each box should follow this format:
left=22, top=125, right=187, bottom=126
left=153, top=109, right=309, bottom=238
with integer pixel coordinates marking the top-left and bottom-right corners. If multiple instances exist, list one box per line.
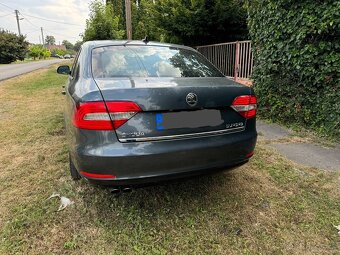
left=0, top=0, right=93, bottom=44
left=156, top=61, right=181, bottom=77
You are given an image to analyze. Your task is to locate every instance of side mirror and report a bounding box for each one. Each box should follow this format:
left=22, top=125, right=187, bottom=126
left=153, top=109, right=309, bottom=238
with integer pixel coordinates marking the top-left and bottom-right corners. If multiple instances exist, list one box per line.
left=57, top=65, right=71, bottom=75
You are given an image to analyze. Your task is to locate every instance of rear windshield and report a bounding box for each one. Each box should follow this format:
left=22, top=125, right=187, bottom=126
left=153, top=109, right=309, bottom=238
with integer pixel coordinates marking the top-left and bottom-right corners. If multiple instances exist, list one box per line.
left=91, top=45, right=224, bottom=78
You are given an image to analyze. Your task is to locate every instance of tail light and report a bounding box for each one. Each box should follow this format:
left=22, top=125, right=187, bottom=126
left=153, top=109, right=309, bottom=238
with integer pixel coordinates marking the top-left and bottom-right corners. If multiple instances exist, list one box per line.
left=231, top=95, right=257, bottom=118
left=73, top=101, right=141, bottom=130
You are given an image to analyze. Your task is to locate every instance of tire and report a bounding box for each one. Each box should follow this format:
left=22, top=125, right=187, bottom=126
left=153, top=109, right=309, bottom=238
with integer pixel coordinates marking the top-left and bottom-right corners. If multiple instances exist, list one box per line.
left=69, top=154, right=81, bottom=180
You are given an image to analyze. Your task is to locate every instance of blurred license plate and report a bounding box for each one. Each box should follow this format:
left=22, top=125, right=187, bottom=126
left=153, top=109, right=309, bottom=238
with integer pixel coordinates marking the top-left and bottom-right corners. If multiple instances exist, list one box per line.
left=156, top=109, right=223, bottom=130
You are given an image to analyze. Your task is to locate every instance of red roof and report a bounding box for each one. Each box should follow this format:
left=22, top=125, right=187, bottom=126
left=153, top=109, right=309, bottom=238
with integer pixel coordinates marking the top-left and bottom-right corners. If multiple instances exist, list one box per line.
left=46, top=45, right=66, bottom=50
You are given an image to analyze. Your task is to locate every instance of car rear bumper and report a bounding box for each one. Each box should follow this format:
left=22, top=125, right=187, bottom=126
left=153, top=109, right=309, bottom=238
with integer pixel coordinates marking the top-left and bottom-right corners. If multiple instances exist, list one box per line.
left=83, top=160, right=249, bottom=186
left=71, top=128, right=257, bottom=186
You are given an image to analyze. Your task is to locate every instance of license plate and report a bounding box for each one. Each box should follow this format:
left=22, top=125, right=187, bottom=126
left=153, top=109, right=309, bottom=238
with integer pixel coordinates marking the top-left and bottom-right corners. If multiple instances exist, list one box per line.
left=156, top=109, right=223, bottom=130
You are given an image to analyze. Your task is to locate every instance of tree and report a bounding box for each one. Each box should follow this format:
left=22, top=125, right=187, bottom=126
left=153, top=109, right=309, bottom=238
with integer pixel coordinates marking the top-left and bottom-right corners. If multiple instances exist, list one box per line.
left=0, top=29, right=29, bottom=64
left=106, top=0, right=125, bottom=31
left=153, top=0, right=248, bottom=46
left=104, top=0, right=248, bottom=45
left=83, top=0, right=124, bottom=41
left=28, top=45, right=42, bottom=60
left=28, top=45, right=51, bottom=60
left=73, top=41, right=83, bottom=52
left=45, top=35, right=56, bottom=45
left=107, top=0, right=165, bottom=41
left=40, top=47, right=51, bottom=59
left=62, top=40, right=74, bottom=50
left=131, top=0, right=164, bottom=41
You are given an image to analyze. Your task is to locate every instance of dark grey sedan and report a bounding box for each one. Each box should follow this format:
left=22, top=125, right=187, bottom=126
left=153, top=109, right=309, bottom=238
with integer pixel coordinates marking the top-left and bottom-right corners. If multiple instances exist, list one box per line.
left=57, top=40, right=257, bottom=188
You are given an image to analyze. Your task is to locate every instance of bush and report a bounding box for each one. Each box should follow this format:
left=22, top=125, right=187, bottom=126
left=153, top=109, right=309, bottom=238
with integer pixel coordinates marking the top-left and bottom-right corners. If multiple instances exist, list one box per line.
left=29, top=45, right=51, bottom=60
left=50, top=48, right=66, bottom=56
left=28, top=45, right=42, bottom=60
left=247, top=0, right=340, bottom=138
left=41, top=48, right=51, bottom=59
left=0, top=29, right=29, bottom=64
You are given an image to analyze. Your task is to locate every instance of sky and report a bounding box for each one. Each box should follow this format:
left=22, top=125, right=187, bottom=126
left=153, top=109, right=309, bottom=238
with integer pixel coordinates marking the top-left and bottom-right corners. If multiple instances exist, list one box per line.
left=0, top=0, right=95, bottom=44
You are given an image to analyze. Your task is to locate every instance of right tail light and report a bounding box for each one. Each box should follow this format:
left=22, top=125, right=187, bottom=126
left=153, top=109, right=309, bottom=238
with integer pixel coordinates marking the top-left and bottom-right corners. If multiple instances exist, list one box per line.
left=231, top=95, right=257, bottom=119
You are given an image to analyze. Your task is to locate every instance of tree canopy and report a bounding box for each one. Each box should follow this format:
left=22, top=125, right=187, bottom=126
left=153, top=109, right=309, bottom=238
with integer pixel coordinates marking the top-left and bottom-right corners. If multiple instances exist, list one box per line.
left=62, top=40, right=74, bottom=50
left=73, top=41, right=83, bottom=52
left=0, top=29, right=29, bottom=64
left=152, top=0, right=248, bottom=45
left=83, top=0, right=125, bottom=41
left=83, top=0, right=248, bottom=46
left=45, top=35, right=56, bottom=45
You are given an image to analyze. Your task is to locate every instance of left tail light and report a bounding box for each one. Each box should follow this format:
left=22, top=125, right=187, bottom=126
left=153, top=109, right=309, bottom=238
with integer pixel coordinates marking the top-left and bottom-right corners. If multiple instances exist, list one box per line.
left=73, top=101, right=141, bottom=130
left=231, top=95, right=257, bottom=118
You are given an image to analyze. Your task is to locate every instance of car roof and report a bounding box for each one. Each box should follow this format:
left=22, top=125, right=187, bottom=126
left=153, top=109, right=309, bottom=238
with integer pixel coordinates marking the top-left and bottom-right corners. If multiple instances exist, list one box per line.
left=82, top=40, right=195, bottom=51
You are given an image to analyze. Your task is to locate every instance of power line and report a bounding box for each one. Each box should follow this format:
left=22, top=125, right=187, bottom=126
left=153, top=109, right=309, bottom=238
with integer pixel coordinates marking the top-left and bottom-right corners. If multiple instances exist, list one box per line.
left=24, top=28, right=40, bottom=34
left=0, top=13, right=11, bottom=18
left=0, top=1, right=82, bottom=27
left=0, top=2, right=13, bottom=11
left=0, top=1, right=81, bottom=42
left=22, top=13, right=80, bottom=39
left=19, top=12, right=82, bottom=27
left=20, top=13, right=40, bottom=28
left=44, top=28, right=79, bottom=40
left=0, top=7, right=12, bottom=14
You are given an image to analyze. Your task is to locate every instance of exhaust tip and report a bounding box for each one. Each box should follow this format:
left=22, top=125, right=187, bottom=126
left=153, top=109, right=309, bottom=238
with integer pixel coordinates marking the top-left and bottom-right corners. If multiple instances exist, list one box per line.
left=109, top=188, right=121, bottom=194
left=122, top=187, right=132, bottom=193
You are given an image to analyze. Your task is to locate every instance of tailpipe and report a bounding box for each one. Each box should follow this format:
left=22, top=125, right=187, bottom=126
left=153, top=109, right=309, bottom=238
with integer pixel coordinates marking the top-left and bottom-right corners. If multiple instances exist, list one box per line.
left=109, top=188, right=121, bottom=194
left=122, top=187, right=132, bottom=193
left=109, top=187, right=132, bottom=195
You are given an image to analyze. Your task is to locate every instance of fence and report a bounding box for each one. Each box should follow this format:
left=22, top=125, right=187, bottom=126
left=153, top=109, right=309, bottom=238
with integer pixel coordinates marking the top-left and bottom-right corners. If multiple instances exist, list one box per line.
left=196, top=40, right=253, bottom=86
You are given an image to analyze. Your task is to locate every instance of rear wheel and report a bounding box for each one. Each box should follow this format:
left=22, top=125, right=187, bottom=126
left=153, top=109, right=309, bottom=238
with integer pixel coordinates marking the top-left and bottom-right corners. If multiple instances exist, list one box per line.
left=69, top=154, right=81, bottom=180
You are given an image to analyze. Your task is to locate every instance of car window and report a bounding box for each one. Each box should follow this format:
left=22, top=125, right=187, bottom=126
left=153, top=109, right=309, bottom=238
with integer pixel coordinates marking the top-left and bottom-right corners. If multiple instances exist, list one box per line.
left=71, top=48, right=82, bottom=78
left=91, top=46, right=224, bottom=78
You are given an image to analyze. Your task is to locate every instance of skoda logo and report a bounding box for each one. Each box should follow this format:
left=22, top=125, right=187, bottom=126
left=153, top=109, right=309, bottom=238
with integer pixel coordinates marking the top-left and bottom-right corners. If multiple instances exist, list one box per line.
left=186, top=93, right=198, bottom=107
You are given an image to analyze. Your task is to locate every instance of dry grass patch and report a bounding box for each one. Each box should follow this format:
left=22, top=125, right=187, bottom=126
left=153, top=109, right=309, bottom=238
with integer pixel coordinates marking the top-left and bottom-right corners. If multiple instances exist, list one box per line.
left=0, top=66, right=339, bottom=255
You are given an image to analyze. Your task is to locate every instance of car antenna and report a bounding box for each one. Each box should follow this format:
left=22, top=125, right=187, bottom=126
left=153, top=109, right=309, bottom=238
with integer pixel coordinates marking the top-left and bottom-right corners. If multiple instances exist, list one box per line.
left=142, top=35, right=149, bottom=44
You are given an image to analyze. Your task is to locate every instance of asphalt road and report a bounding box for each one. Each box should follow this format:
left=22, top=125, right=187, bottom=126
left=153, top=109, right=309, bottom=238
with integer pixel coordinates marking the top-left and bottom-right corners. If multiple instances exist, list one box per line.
left=0, top=59, right=66, bottom=81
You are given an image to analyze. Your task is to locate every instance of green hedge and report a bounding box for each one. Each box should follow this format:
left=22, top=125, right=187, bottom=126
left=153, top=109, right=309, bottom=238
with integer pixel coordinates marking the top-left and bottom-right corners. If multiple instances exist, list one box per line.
left=247, top=0, right=340, bottom=138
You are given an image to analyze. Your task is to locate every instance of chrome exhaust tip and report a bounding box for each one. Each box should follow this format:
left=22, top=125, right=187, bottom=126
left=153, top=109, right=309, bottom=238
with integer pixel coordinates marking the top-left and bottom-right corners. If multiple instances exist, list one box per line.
left=109, top=188, right=121, bottom=194
left=122, top=187, right=132, bottom=193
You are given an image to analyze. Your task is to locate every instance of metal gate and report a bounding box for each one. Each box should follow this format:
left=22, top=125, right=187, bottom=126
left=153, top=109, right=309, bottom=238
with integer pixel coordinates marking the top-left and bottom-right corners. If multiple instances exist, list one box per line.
left=196, top=41, right=253, bottom=86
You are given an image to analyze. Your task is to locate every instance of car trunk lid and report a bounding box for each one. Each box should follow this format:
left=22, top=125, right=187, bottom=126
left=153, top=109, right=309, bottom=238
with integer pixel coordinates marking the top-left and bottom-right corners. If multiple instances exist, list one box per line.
left=94, top=77, right=252, bottom=142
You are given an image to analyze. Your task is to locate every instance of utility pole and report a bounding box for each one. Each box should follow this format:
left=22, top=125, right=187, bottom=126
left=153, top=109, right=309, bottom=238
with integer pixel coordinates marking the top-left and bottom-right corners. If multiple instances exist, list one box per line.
left=41, top=27, right=45, bottom=47
left=14, top=10, right=21, bottom=36
left=125, top=0, right=132, bottom=40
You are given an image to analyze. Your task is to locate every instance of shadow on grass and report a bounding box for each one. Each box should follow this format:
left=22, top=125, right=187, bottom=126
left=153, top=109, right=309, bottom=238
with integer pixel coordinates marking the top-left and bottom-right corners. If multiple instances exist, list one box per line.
left=77, top=170, right=243, bottom=230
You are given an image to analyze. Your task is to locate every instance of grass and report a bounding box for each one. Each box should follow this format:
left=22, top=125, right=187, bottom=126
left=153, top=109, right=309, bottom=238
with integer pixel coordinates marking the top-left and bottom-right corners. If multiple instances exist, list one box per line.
left=0, top=66, right=339, bottom=255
